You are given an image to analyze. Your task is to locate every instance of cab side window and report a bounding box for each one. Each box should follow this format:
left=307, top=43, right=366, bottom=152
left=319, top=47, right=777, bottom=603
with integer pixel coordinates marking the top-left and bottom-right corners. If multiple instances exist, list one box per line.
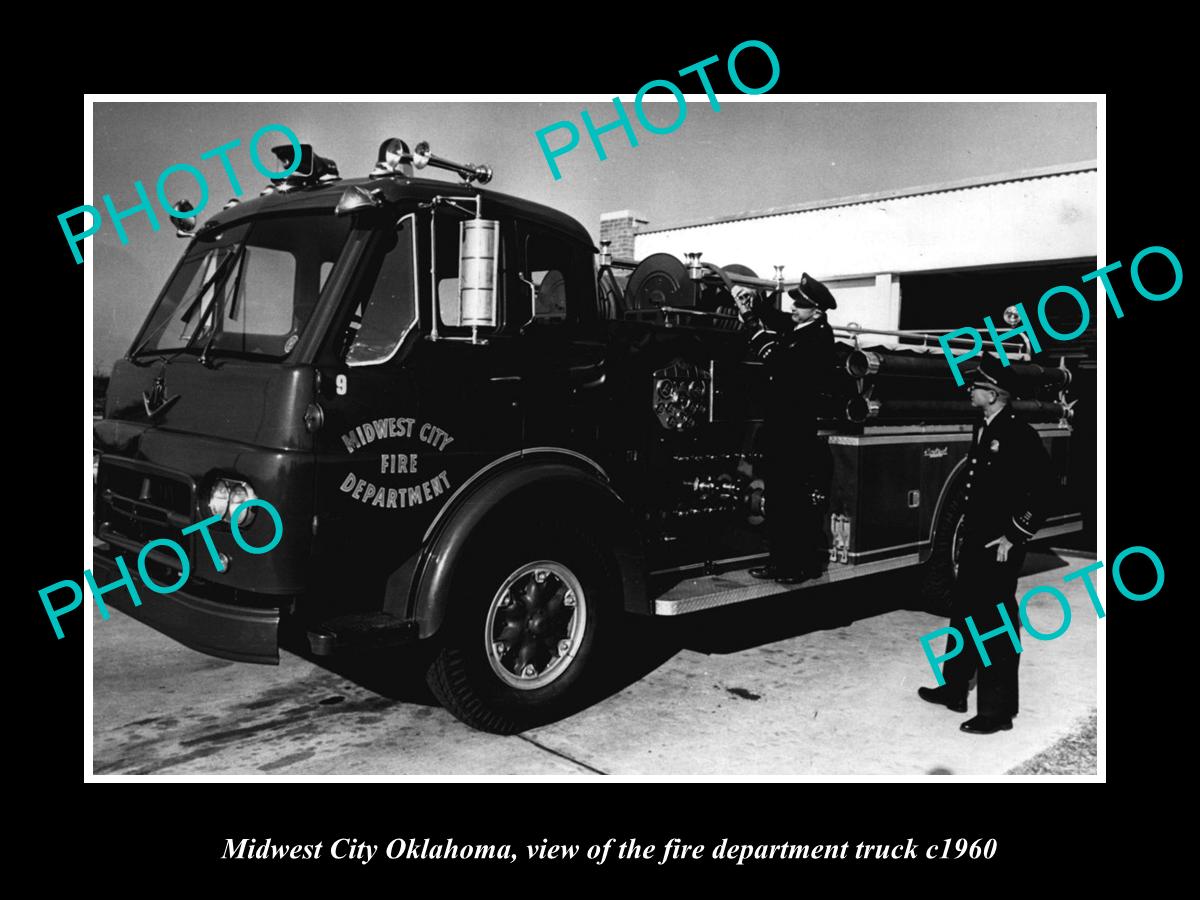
left=522, top=229, right=595, bottom=325
left=437, top=277, right=462, bottom=327
left=345, top=215, right=417, bottom=365
left=531, top=269, right=567, bottom=318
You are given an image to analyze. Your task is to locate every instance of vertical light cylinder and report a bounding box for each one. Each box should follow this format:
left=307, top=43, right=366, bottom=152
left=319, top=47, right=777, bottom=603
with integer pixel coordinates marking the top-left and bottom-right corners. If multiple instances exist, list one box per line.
left=459, top=219, right=500, bottom=328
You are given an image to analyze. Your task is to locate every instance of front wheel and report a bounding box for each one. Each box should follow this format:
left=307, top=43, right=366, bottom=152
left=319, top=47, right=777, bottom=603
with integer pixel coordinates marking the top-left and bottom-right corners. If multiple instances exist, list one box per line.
left=425, top=520, right=620, bottom=734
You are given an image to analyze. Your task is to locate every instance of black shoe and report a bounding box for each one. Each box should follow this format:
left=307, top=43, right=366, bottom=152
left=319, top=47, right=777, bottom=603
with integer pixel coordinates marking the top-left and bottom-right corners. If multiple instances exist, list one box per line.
left=918, top=686, right=967, bottom=713
left=960, top=714, right=1013, bottom=734
left=749, top=565, right=777, bottom=580
left=774, top=571, right=810, bottom=585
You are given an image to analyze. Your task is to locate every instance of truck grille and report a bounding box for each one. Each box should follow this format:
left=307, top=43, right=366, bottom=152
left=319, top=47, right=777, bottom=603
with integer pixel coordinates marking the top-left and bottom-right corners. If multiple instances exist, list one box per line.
left=97, top=458, right=195, bottom=551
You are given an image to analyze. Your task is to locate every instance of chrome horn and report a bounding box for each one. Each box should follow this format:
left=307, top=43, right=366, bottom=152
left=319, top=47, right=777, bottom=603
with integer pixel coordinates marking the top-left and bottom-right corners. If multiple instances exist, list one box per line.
left=412, top=141, right=493, bottom=185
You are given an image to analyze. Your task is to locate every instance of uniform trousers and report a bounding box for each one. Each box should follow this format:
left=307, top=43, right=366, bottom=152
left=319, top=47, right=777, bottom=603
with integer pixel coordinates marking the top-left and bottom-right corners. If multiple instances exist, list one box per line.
left=941, top=537, right=1027, bottom=718
left=764, top=424, right=826, bottom=574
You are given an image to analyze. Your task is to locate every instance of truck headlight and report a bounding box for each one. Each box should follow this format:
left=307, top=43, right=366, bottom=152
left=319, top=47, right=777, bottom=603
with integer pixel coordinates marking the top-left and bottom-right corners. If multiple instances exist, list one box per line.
left=227, top=482, right=255, bottom=526
left=208, top=481, right=230, bottom=519
left=208, top=478, right=257, bottom=525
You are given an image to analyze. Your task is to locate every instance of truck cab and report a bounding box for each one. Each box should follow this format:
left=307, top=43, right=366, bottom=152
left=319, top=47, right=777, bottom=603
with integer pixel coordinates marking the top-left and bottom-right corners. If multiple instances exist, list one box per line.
left=96, top=140, right=651, bottom=730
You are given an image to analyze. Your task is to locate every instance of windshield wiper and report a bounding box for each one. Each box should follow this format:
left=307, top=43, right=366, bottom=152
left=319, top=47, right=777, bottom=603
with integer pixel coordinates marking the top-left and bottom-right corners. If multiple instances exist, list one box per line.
left=169, top=243, right=246, bottom=368
left=128, top=245, right=245, bottom=364
left=198, top=243, right=249, bottom=367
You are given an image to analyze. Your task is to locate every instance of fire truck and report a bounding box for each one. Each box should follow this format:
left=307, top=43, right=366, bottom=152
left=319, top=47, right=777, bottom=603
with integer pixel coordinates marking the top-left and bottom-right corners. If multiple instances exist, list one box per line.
left=93, top=139, right=1083, bottom=733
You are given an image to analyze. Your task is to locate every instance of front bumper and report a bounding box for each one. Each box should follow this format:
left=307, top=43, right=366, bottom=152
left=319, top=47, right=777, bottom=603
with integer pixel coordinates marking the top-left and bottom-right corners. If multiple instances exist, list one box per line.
left=92, top=550, right=281, bottom=664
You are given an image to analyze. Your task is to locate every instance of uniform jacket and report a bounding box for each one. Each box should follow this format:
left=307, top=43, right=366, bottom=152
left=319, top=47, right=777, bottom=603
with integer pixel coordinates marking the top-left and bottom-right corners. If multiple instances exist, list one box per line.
left=746, top=306, right=835, bottom=429
left=962, top=406, right=1055, bottom=545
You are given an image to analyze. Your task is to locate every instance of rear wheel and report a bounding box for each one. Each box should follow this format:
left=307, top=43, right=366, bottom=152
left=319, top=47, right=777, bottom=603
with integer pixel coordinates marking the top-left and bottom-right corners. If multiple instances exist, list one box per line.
left=920, top=476, right=968, bottom=614
left=425, top=518, right=620, bottom=734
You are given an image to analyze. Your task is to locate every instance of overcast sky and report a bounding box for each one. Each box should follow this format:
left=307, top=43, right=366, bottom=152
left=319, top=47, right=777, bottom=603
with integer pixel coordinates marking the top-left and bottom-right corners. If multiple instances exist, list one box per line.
left=91, top=100, right=1096, bottom=371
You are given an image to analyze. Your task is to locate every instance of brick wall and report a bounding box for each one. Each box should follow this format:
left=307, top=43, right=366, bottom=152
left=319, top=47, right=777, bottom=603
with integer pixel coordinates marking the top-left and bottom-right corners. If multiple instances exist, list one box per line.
left=599, top=209, right=649, bottom=260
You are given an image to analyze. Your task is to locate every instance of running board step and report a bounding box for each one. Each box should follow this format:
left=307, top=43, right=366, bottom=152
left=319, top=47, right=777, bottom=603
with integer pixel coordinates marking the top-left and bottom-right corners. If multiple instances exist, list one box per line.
left=653, top=554, right=920, bottom=616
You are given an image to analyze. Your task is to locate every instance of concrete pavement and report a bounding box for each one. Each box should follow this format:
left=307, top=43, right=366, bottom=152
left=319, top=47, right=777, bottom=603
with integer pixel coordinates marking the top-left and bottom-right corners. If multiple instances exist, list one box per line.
left=92, top=550, right=1098, bottom=777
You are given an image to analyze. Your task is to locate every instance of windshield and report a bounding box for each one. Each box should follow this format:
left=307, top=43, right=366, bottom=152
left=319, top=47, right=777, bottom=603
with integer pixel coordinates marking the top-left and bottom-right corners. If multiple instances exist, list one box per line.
left=132, top=213, right=352, bottom=361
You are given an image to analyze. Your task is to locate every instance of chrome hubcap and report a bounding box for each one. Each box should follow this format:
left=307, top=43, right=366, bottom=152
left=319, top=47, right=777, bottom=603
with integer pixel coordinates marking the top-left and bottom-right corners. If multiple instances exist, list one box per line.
left=485, top=561, right=587, bottom=690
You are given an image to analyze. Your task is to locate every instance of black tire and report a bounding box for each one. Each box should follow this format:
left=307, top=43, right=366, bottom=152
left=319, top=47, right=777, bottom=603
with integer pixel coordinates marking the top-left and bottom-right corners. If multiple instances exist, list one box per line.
left=425, top=516, right=621, bottom=734
left=920, top=475, right=969, bottom=615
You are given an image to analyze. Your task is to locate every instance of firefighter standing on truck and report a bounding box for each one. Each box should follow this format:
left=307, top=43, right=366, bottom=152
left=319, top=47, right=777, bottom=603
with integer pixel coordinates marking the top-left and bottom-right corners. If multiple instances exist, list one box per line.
left=918, top=354, right=1054, bottom=734
left=733, top=273, right=837, bottom=584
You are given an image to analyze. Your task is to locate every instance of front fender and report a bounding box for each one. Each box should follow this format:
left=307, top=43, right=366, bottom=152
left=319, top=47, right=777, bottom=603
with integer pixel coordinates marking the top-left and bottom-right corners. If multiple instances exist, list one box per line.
left=392, top=460, right=647, bottom=638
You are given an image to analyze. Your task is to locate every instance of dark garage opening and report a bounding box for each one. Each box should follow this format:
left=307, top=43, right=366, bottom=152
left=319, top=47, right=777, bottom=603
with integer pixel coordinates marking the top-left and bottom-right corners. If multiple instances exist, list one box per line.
left=899, top=259, right=1097, bottom=553
left=899, top=259, right=1098, bottom=356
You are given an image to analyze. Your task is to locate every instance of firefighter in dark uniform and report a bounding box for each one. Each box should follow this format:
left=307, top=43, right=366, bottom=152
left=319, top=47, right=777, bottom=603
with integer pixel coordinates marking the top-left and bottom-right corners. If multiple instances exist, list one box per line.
left=918, top=354, right=1055, bottom=734
left=733, top=274, right=837, bottom=584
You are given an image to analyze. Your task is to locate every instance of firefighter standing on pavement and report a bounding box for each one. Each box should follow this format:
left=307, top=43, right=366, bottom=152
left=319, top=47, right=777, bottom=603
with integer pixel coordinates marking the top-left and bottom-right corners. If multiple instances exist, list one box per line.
left=918, top=354, right=1055, bottom=734
left=733, top=274, right=836, bottom=584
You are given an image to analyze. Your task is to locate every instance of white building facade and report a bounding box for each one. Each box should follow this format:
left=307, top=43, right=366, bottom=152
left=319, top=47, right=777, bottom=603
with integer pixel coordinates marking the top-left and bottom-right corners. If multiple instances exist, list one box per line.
left=616, top=161, right=1097, bottom=338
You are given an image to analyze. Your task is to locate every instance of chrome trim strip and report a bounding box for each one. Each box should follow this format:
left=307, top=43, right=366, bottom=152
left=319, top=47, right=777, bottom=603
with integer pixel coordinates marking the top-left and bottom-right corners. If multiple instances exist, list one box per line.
left=830, top=427, right=1075, bottom=448
left=654, top=554, right=923, bottom=616
left=421, top=447, right=610, bottom=543
left=650, top=552, right=768, bottom=577
left=650, top=541, right=929, bottom=576
left=97, top=529, right=189, bottom=570
left=520, top=446, right=609, bottom=480
left=847, top=539, right=930, bottom=558
left=1034, top=521, right=1084, bottom=539
left=861, top=423, right=974, bottom=435
left=828, top=433, right=974, bottom=446
left=422, top=450, right=523, bottom=542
